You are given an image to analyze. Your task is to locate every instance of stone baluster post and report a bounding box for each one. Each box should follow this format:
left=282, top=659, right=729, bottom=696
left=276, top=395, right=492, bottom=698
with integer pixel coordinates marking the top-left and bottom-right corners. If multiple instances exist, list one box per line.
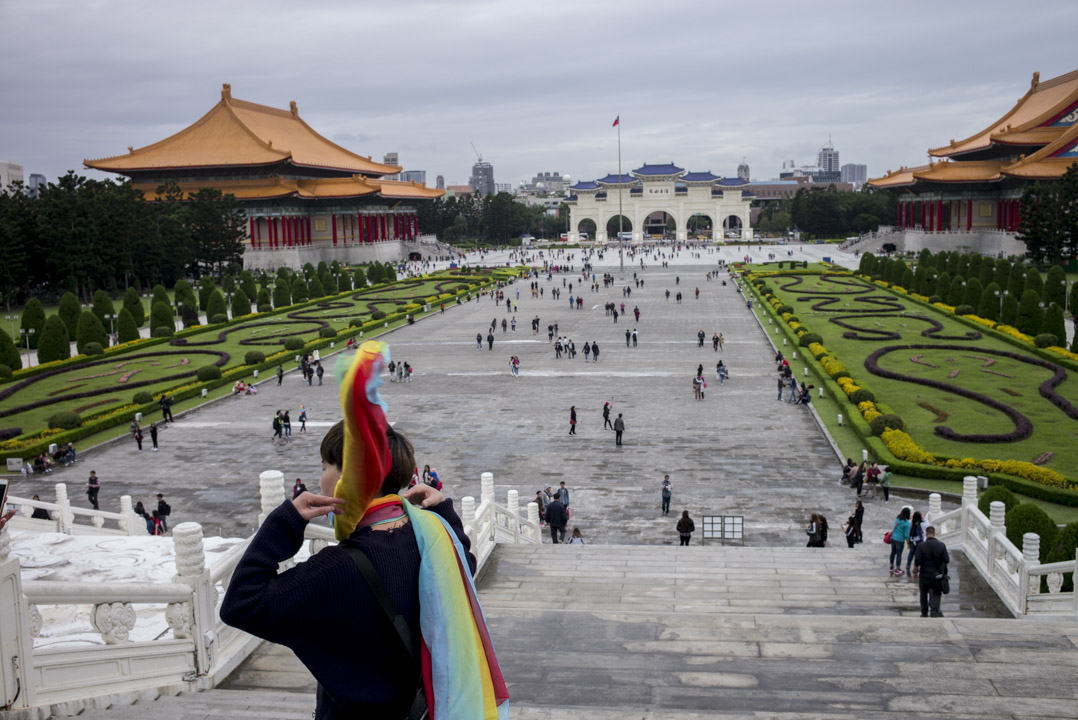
left=480, top=473, right=495, bottom=540
left=0, top=528, right=35, bottom=710
left=960, top=476, right=978, bottom=546
left=461, top=497, right=477, bottom=548
left=526, top=501, right=540, bottom=543
left=927, top=493, right=942, bottom=529
left=259, top=470, right=285, bottom=526
left=988, top=500, right=1006, bottom=581
left=120, top=495, right=141, bottom=536
left=507, top=490, right=520, bottom=543
left=54, top=482, right=72, bottom=533
left=170, top=522, right=216, bottom=676
left=1019, top=532, right=1041, bottom=615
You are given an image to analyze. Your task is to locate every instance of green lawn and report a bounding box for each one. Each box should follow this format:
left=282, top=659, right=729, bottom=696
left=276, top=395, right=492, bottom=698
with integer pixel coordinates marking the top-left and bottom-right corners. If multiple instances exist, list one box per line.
left=0, top=273, right=492, bottom=449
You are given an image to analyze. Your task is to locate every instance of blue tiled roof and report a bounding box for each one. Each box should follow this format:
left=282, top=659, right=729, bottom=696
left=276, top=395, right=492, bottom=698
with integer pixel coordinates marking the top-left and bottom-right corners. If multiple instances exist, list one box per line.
left=597, top=174, right=637, bottom=184
left=717, top=177, right=748, bottom=187
left=682, top=171, right=721, bottom=182
left=569, top=181, right=599, bottom=190
left=565, top=195, right=578, bottom=202
left=633, top=163, right=684, bottom=176
left=742, top=190, right=756, bottom=197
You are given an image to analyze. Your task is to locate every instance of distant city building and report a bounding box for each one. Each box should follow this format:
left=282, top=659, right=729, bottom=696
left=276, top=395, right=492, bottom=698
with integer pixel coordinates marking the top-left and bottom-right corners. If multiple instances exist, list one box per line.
left=436, top=175, right=445, bottom=190
left=495, top=182, right=512, bottom=194
left=383, top=152, right=400, bottom=181
left=446, top=185, right=475, bottom=198
left=749, top=179, right=854, bottom=200
left=470, top=161, right=495, bottom=196
left=737, top=160, right=750, bottom=182
left=28, top=173, right=46, bottom=197
left=399, top=170, right=426, bottom=185
left=817, top=138, right=840, bottom=174
left=0, top=161, right=24, bottom=192
left=523, top=171, right=569, bottom=194
left=840, top=163, right=867, bottom=188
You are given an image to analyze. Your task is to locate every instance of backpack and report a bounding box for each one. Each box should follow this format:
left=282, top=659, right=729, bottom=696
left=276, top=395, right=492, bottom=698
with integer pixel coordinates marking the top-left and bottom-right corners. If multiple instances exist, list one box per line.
left=160, top=502, right=171, bottom=516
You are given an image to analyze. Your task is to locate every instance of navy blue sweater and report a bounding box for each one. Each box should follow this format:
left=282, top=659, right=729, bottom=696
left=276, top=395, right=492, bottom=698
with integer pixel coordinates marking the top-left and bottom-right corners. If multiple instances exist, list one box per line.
left=220, top=499, right=475, bottom=719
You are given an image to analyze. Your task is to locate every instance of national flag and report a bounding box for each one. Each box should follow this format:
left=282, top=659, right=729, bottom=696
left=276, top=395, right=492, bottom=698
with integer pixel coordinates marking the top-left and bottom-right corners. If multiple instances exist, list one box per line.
left=612, top=115, right=620, bottom=127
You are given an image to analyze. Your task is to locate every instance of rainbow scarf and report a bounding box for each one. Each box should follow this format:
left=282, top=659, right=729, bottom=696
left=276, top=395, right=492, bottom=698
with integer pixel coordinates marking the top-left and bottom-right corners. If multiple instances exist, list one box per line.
left=335, top=342, right=510, bottom=719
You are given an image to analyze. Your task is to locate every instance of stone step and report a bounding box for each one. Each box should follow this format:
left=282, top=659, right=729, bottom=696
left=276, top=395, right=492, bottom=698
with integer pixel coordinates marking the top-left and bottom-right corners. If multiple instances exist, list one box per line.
left=53, top=689, right=314, bottom=720
left=479, top=543, right=1007, bottom=618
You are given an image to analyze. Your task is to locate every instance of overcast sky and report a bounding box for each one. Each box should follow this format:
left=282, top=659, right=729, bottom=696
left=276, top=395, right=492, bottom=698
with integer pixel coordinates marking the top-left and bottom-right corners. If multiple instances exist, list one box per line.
left=1, top=1, right=1074, bottom=190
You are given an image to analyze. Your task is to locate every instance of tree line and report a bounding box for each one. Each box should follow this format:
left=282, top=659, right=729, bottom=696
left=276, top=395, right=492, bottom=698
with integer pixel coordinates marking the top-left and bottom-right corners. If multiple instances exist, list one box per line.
left=0, top=259, right=399, bottom=372
left=859, top=248, right=1075, bottom=351
left=416, top=192, right=561, bottom=244
left=790, top=185, right=896, bottom=239
left=1017, top=163, right=1078, bottom=266
left=0, top=173, right=246, bottom=310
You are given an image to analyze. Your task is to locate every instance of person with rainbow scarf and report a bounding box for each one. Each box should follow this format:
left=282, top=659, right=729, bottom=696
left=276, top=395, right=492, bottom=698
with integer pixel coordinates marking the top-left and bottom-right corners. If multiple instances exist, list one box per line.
left=222, top=341, right=509, bottom=719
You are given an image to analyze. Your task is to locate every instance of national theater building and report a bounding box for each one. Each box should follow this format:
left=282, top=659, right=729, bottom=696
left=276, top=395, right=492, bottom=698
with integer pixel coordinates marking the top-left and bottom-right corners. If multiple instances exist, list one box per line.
left=85, top=84, right=443, bottom=270
left=869, top=69, right=1078, bottom=257
left=565, top=163, right=754, bottom=243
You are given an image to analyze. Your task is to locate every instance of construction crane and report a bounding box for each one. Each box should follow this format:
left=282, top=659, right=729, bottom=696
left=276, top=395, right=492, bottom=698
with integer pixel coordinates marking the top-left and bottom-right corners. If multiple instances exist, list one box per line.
left=470, top=142, right=483, bottom=163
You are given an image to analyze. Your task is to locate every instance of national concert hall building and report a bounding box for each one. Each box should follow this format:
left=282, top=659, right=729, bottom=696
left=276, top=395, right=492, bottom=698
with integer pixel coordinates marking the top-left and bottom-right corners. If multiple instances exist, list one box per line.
left=868, top=69, right=1078, bottom=257
left=85, top=84, right=443, bottom=270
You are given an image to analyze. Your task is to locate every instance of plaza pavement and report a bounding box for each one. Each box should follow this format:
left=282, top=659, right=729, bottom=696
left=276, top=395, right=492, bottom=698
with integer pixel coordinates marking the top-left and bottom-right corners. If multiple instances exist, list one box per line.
left=16, top=243, right=946, bottom=549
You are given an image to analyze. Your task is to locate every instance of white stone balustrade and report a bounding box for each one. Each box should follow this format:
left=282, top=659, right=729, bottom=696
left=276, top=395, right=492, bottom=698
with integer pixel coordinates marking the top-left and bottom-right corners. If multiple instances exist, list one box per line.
left=258, top=470, right=285, bottom=526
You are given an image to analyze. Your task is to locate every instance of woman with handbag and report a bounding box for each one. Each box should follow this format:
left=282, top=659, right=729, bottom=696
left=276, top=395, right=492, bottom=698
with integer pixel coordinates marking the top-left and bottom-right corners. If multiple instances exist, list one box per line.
left=677, top=510, right=695, bottom=546
left=887, top=507, right=912, bottom=576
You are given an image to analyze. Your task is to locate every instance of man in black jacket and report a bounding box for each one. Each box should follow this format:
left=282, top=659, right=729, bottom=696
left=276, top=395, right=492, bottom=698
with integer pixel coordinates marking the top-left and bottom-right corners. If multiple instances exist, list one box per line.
left=545, top=491, right=568, bottom=544
left=913, top=526, right=950, bottom=618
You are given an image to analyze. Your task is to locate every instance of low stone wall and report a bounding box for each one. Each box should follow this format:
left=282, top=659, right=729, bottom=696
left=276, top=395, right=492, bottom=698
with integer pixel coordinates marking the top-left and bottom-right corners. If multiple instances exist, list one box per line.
left=242, top=241, right=405, bottom=271
left=899, top=230, right=1027, bottom=258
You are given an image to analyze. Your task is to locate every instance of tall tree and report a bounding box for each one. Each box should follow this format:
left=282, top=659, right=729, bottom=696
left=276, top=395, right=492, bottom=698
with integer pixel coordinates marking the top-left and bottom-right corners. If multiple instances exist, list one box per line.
left=122, top=286, right=145, bottom=327
left=117, top=307, right=140, bottom=344
left=0, top=328, right=22, bottom=370
left=75, top=310, right=107, bottom=353
left=20, top=298, right=46, bottom=349
left=58, top=291, right=82, bottom=338
left=1016, top=289, right=1044, bottom=336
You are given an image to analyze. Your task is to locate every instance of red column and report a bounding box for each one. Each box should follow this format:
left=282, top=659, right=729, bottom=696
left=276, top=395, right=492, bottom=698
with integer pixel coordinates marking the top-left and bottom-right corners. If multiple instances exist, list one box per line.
left=937, top=200, right=943, bottom=232
left=966, top=199, right=972, bottom=232
left=332, top=214, right=338, bottom=245
left=269, top=218, right=275, bottom=248
left=287, top=216, right=293, bottom=246
left=996, top=201, right=1002, bottom=230
left=249, top=218, right=255, bottom=248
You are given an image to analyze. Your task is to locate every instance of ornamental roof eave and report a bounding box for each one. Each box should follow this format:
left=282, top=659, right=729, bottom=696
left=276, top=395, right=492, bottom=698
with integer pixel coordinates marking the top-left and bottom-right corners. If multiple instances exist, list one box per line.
left=368, top=178, right=445, bottom=199
left=910, top=160, right=1003, bottom=183
left=632, top=162, right=685, bottom=176
left=1001, top=123, right=1078, bottom=180
left=597, top=174, right=638, bottom=186
left=867, top=166, right=926, bottom=189
left=128, top=174, right=444, bottom=202
left=681, top=171, right=722, bottom=183
left=86, top=84, right=401, bottom=177
left=929, top=69, right=1078, bottom=158
left=569, top=181, right=600, bottom=191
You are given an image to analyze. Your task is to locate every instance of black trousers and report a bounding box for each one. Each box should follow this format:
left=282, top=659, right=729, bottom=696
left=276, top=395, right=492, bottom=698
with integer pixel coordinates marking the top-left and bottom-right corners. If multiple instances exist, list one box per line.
left=679, top=535, right=690, bottom=546
left=662, top=498, right=670, bottom=514
left=919, top=579, right=943, bottom=616
left=615, top=431, right=623, bottom=445
left=550, top=525, right=566, bottom=544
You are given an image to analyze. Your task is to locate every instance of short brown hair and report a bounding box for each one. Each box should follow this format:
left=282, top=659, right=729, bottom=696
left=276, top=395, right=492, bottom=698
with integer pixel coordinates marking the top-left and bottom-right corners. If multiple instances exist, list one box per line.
left=320, top=420, right=415, bottom=497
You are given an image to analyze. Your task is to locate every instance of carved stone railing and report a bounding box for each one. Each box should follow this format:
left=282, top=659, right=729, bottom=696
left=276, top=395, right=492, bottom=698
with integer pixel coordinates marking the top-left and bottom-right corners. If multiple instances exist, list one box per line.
left=926, top=476, right=1078, bottom=618
left=0, top=468, right=542, bottom=713
left=9, top=482, right=142, bottom=536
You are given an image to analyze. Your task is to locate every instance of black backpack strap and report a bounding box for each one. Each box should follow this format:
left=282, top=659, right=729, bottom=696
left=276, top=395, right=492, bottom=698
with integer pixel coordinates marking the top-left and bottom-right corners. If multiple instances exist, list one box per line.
left=340, top=542, right=428, bottom=720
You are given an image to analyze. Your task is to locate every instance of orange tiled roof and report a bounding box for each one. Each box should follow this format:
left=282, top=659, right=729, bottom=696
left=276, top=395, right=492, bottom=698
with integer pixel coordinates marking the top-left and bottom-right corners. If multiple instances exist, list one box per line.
left=929, top=70, right=1078, bottom=157
left=370, top=179, right=444, bottom=199
left=1002, top=123, right=1078, bottom=180
left=866, top=166, right=924, bottom=189
left=86, top=84, right=401, bottom=176
left=911, top=160, right=1003, bottom=183
left=133, top=175, right=386, bottom=201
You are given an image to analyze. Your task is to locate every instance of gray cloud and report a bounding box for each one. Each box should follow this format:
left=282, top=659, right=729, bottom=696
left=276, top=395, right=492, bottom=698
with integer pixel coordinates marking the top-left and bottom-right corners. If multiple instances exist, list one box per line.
left=0, top=0, right=1073, bottom=188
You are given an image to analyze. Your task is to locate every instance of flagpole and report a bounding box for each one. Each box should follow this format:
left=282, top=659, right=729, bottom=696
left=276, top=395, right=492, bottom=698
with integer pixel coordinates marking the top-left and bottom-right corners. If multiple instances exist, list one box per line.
left=617, top=116, right=624, bottom=276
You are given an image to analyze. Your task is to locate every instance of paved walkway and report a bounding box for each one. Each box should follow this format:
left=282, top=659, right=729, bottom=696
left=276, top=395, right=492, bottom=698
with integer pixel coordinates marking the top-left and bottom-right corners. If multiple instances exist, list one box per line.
left=15, top=245, right=944, bottom=545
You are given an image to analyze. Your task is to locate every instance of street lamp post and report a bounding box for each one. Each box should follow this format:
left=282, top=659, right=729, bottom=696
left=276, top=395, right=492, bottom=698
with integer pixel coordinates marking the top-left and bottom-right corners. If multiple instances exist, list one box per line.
left=104, top=313, right=115, bottom=345
left=4, top=314, right=15, bottom=341
left=21, top=327, right=35, bottom=366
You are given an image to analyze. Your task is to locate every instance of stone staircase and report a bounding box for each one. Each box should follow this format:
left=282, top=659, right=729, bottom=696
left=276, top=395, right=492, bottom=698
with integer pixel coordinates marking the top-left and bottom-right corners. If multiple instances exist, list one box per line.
left=62, top=544, right=1078, bottom=719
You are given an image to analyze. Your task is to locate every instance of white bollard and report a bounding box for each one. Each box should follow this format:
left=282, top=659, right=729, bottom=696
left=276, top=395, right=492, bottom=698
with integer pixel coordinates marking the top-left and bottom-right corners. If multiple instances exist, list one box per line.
left=783, top=338, right=787, bottom=345
left=258, top=470, right=285, bottom=526
left=990, top=501, right=1006, bottom=534
left=792, top=352, right=796, bottom=359
left=135, top=412, right=142, bottom=423
left=526, top=501, right=540, bottom=541
left=837, top=413, right=843, bottom=426
left=461, top=496, right=476, bottom=527
left=480, top=472, right=495, bottom=507
left=55, top=482, right=72, bottom=533
left=120, top=495, right=140, bottom=536
left=818, top=386, right=822, bottom=397
left=201, top=388, right=208, bottom=397
left=962, top=476, right=979, bottom=508
left=862, top=449, right=869, bottom=462
left=928, top=492, right=942, bottom=521
left=173, top=522, right=207, bottom=577
left=1022, top=533, right=1040, bottom=566
left=253, top=370, right=259, bottom=378
left=330, top=342, right=335, bottom=348
left=804, top=368, right=808, bottom=377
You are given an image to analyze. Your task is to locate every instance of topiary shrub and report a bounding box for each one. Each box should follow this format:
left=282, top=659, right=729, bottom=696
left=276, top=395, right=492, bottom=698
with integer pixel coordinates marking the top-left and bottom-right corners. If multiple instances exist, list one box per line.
left=83, top=341, right=104, bottom=355
left=76, top=310, right=107, bottom=354
left=954, top=304, right=974, bottom=316
left=133, top=391, right=154, bottom=404
left=850, top=388, right=877, bottom=404
left=318, top=327, right=337, bottom=339
left=798, top=332, right=822, bottom=347
left=283, top=337, right=305, bottom=351
left=0, top=364, right=11, bottom=378
left=48, top=410, right=83, bottom=430
left=210, top=313, right=229, bottom=325
left=928, top=295, right=942, bottom=304
left=244, top=350, right=266, bottom=365
left=196, top=365, right=222, bottom=381
left=869, top=413, right=904, bottom=436
left=151, top=326, right=174, bottom=338
left=38, top=315, right=72, bottom=363
left=775, top=304, right=793, bottom=315
left=832, top=370, right=851, bottom=381
left=978, top=485, right=1019, bottom=518
left=1005, top=504, right=1058, bottom=564
left=1046, top=522, right=1078, bottom=591
left=117, top=307, right=140, bottom=344
left=371, top=310, right=387, bottom=320
left=1034, top=333, right=1059, bottom=349
left=257, top=303, right=272, bottom=313
left=349, top=317, right=365, bottom=328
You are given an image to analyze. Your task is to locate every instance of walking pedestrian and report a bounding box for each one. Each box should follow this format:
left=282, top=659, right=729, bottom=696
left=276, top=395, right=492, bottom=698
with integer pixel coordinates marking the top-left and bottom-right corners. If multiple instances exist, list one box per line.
left=913, top=526, right=949, bottom=617
left=156, top=493, right=171, bottom=532
left=591, top=341, right=599, bottom=362
left=625, top=329, right=631, bottom=347
left=717, top=333, right=724, bottom=351
left=272, top=411, right=283, bottom=440
left=613, top=413, right=625, bottom=446
left=568, top=528, right=585, bottom=544
left=888, top=507, right=912, bottom=576
left=133, top=423, right=143, bottom=452
left=277, top=365, right=284, bottom=386
left=476, top=332, right=483, bottom=351
left=777, top=375, right=784, bottom=401
left=150, top=422, right=159, bottom=451
left=632, top=329, right=638, bottom=346
left=545, top=492, right=568, bottom=544
left=283, top=411, right=292, bottom=438
left=569, top=406, right=577, bottom=435
left=316, top=363, right=324, bottom=385
left=843, top=515, right=858, bottom=548
left=677, top=510, right=695, bottom=546
left=558, top=481, right=570, bottom=508
left=906, top=511, right=926, bottom=575
left=86, top=471, right=101, bottom=510
left=806, top=513, right=823, bottom=547
left=602, top=402, right=613, bottom=430
left=299, top=405, right=308, bottom=433
left=854, top=500, right=864, bottom=544
left=697, top=329, right=705, bottom=347
left=880, top=465, right=892, bottom=502
left=159, top=395, right=174, bottom=423
left=487, top=332, right=494, bottom=350
left=661, top=476, right=672, bottom=515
